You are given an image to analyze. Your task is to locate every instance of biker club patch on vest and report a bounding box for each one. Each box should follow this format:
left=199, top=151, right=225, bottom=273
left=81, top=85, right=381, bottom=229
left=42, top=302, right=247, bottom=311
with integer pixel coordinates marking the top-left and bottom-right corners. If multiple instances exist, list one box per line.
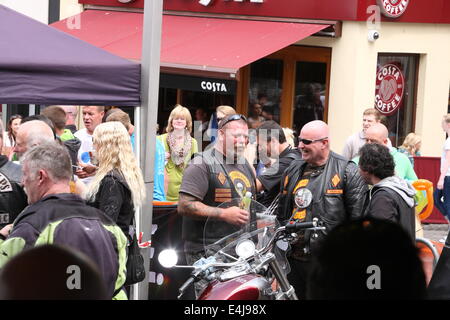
left=291, top=179, right=310, bottom=221
left=215, top=188, right=232, bottom=203
left=217, top=172, right=227, bottom=185
left=229, top=170, right=251, bottom=195
left=0, top=172, right=13, bottom=192
left=327, top=173, right=343, bottom=194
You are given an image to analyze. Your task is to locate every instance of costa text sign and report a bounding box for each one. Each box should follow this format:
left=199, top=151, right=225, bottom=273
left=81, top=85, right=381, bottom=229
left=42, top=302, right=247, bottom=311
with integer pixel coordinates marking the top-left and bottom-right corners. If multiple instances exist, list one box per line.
left=160, top=74, right=236, bottom=95
left=377, top=0, right=410, bottom=18
left=200, top=81, right=228, bottom=93
left=199, top=0, right=263, bottom=6
left=374, top=64, right=405, bottom=115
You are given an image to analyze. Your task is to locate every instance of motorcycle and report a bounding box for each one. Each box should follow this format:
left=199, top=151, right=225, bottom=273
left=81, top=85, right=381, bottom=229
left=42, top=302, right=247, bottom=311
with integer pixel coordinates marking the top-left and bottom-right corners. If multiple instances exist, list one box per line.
left=158, top=198, right=324, bottom=300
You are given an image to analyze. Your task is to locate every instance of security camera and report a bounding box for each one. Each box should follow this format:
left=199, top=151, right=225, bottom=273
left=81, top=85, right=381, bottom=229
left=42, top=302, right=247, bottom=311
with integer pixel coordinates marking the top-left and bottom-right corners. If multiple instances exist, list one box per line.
left=368, top=30, right=380, bottom=42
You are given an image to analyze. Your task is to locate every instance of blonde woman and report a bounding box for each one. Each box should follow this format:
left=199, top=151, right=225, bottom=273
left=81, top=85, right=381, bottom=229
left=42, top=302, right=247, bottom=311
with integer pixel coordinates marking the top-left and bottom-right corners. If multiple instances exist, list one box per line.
left=398, top=133, right=422, bottom=166
left=158, top=105, right=198, bottom=202
left=216, top=105, right=236, bottom=123
left=283, top=127, right=296, bottom=148
left=204, top=105, right=236, bottom=149
left=85, top=121, right=145, bottom=238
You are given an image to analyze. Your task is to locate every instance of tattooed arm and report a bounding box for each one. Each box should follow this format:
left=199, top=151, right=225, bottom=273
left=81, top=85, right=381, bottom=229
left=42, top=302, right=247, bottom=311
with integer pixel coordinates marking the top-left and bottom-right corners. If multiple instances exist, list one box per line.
left=178, top=192, right=249, bottom=226
left=178, top=192, right=221, bottom=218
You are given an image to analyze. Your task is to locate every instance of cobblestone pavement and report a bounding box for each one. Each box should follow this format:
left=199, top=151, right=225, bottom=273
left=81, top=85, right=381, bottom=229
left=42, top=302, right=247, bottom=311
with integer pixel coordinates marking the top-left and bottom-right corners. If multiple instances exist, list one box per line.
left=423, top=223, right=449, bottom=242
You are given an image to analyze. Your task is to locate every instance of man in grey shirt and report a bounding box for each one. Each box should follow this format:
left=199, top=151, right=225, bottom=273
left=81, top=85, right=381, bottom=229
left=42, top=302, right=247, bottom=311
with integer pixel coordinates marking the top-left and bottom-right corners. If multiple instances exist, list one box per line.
left=341, top=108, right=381, bottom=160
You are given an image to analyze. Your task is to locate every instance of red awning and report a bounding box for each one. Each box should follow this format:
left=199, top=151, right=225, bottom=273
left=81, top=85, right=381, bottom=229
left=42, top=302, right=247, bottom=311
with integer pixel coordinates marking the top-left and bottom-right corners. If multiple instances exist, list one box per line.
left=52, top=10, right=328, bottom=77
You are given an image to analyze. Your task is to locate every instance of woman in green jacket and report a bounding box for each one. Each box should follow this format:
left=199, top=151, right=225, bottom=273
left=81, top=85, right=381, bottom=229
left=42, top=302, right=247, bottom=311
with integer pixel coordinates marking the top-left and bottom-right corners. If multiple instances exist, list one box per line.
left=158, top=105, right=198, bottom=202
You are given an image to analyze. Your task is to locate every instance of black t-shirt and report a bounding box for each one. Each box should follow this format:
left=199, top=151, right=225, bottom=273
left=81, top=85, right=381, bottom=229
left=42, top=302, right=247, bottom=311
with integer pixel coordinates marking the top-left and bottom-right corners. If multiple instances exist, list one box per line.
left=302, top=163, right=326, bottom=179
left=257, top=146, right=301, bottom=207
left=179, top=151, right=255, bottom=204
left=179, top=149, right=256, bottom=252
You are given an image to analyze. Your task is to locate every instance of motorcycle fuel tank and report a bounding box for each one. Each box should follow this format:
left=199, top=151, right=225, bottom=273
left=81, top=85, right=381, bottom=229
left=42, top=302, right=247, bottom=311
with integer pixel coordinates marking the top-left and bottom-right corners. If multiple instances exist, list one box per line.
left=199, top=274, right=271, bottom=300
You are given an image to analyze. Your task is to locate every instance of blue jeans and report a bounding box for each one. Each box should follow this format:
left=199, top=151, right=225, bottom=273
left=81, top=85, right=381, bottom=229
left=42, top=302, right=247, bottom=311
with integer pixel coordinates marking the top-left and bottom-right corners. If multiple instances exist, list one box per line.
left=434, top=176, right=450, bottom=220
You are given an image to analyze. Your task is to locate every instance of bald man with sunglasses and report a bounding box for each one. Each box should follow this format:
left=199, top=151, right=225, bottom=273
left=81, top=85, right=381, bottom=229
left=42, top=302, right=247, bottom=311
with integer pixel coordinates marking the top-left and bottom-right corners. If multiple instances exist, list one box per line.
left=278, top=120, right=368, bottom=299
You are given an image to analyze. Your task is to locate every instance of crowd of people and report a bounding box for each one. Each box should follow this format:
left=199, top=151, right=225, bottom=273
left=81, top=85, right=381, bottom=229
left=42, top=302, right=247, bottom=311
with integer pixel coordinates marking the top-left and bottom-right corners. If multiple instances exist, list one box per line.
left=173, top=105, right=446, bottom=299
left=0, top=106, right=141, bottom=299
left=0, top=102, right=448, bottom=300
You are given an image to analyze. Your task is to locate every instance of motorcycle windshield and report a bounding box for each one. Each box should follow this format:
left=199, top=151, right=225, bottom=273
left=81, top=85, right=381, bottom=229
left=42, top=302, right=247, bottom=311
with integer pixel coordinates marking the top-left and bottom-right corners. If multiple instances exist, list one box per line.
left=203, top=198, right=290, bottom=273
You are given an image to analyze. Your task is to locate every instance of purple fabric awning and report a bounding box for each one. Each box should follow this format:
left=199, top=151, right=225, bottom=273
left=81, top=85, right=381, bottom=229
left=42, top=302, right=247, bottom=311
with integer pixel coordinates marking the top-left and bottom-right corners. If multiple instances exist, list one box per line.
left=0, top=5, right=140, bottom=106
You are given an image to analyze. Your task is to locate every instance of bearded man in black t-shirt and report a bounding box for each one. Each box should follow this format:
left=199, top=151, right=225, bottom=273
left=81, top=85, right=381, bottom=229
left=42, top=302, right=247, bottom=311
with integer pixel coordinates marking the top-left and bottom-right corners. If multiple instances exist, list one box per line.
left=178, top=114, right=256, bottom=265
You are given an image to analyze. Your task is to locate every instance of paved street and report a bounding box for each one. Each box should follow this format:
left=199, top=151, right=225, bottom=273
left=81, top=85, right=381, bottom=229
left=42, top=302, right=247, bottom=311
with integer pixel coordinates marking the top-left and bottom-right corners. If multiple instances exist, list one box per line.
left=423, top=223, right=449, bottom=242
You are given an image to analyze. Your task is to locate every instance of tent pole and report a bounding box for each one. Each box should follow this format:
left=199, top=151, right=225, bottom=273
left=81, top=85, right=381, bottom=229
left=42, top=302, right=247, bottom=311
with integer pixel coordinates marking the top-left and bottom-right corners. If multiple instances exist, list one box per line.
left=1, top=105, right=7, bottom=128
left=137, top=0, right=163, bottom=300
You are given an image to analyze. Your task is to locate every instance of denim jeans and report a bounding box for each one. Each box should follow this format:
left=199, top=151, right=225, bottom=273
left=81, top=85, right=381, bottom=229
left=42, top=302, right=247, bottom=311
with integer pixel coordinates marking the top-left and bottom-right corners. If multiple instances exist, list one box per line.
left=434, top=176, right=450, bottom=220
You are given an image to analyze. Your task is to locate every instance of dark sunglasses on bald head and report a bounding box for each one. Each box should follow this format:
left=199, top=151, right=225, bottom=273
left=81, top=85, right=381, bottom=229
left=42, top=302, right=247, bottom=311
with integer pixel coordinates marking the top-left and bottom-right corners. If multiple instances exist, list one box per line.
left=299, top=137, right=328, bottom=145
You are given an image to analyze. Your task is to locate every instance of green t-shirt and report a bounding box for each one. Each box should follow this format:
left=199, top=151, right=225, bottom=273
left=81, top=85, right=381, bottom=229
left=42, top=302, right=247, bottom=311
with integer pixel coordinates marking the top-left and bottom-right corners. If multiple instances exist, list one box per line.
left=353, top=147, right=418, bottom=182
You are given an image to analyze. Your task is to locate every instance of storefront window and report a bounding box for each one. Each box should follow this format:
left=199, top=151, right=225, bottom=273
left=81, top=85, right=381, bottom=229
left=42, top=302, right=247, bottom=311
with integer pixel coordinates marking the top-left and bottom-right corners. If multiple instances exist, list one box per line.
left=6, top=104, right=30, bottom=120
left=375, top=54, right=419, bottom=147
left=248, top=59, right=283, bottom=124
left=293, top=61, right=327, bottom=133
left=181, top=91, right=235, bottom=116
left=157, top=88, right=177, bottom=134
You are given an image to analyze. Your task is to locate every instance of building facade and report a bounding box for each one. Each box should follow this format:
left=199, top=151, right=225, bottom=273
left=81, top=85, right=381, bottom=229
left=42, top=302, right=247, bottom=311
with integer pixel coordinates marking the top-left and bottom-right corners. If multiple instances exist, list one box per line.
left=51, top=0, right=450, bottom=156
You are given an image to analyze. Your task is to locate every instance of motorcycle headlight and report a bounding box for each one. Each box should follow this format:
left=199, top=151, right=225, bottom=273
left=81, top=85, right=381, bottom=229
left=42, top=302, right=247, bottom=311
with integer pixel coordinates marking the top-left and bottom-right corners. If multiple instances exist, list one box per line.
left=158, top=249, right=178, bottom=268
left=235, top=239, right=256, bottom=259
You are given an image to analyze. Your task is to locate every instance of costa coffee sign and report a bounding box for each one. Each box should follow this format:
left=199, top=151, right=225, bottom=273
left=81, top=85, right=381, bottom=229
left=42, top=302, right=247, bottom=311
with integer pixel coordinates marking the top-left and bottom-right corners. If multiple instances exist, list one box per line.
left=377, top=0, right=410, bottom=18
left=374, top=64, right=405, bottom=115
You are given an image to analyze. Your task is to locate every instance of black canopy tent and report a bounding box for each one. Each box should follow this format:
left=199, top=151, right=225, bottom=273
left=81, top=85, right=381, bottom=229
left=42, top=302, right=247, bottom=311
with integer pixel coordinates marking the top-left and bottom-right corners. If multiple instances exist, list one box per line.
left=0, top=4, right=140, bottom=106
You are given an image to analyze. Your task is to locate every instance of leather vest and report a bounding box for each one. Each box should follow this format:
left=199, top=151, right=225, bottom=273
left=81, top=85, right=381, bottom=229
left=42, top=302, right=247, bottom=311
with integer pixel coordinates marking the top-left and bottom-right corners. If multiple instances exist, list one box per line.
left=182, top=148, right=256, bottom=251
left=278, top=151, right=363, bottom=259
left=0, top=161, right=28, bottom=228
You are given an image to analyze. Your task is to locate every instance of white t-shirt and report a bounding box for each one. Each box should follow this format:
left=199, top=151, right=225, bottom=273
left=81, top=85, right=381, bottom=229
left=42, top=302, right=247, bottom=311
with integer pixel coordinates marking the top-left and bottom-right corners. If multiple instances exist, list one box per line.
left=3, top=132, right=13, bottom=148
left=442, top=137, right=450, bottom=176
left=74, top=128, right=94, bottom=185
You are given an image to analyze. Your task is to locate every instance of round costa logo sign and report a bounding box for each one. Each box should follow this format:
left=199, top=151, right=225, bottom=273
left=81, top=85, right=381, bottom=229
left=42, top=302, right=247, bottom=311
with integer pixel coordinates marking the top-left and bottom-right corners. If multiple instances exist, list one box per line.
left=375, top=64, right=405, bottom=116
left=377, top=0, right=410, bottom=18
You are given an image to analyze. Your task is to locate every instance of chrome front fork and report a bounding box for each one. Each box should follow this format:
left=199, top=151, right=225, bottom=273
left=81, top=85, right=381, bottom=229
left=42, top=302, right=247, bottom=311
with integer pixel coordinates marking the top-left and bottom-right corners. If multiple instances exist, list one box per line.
left=266, top=253, right=298, bottom=300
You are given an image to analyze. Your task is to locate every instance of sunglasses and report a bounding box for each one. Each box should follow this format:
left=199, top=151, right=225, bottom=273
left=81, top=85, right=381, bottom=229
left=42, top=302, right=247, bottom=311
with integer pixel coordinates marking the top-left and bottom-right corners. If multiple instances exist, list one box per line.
left=299, top=137, right=328, bottom=145
left=218, top=114, right=247, bottom=129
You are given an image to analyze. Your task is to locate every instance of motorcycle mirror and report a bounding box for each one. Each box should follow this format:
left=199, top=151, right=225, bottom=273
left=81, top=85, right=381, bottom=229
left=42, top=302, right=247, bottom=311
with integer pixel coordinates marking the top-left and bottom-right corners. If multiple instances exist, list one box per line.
left=158, top=249, right=178, bottom=268
left=276, top=239, right=289, bottom=251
